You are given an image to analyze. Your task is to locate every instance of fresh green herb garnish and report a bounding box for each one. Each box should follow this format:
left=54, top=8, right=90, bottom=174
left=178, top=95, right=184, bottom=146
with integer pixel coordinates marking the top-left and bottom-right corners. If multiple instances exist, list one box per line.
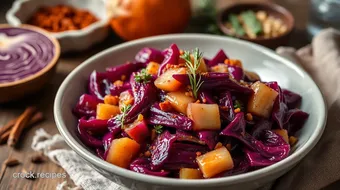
left=234, top=100, right=244, bottom=110
left=229, top=14, right=245, bottom=36
left=241, top=10, right=263, bottom=35
left=154, top=125, right=163, bottom=134
left=115, top=104, right=132, bottom=128
left=180, top=48, right=204, bottom=99
left=135, top=69, right=152, bottom=83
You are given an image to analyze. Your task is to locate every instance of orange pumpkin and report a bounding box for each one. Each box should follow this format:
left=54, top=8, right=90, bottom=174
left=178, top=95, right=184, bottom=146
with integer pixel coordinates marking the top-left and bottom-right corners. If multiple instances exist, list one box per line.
left=107, top=0, right=191, bottom=41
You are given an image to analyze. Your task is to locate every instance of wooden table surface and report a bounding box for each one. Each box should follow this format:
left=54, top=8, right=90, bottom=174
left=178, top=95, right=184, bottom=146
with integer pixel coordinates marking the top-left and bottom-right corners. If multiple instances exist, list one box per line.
left=0, top=0, right=332, bottom=189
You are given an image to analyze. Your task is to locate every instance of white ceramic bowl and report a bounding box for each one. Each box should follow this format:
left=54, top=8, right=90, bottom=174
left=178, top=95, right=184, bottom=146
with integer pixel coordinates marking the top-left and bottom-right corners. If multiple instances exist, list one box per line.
left=54, top=34, right=327, bottom=190
left=6, top=0, right=110, bottom=53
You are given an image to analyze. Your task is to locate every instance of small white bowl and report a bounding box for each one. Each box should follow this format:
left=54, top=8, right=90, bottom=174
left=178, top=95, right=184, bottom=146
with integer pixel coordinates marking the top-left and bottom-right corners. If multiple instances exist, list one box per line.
left=6, top=0, right=110, bottom=53
left=54, top=34, right=327, bottom=190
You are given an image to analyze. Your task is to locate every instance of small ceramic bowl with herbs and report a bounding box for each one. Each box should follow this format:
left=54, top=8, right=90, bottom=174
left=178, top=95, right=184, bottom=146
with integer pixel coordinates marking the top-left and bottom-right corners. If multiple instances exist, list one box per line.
left=6, top=0, right=110, bottom=53
left=218, top=2, right=294, bottom=48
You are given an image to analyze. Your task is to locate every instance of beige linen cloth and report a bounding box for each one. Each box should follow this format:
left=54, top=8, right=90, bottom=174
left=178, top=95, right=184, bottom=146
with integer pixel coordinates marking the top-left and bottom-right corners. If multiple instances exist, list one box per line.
left=272, top=28, right=340, bottom=190
left=31, top=28, right=340, bottom=190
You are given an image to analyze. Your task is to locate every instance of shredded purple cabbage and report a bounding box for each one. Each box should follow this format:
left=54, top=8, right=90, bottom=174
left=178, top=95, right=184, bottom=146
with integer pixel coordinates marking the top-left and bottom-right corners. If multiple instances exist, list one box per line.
left=72, top=44, right=309, bottom=179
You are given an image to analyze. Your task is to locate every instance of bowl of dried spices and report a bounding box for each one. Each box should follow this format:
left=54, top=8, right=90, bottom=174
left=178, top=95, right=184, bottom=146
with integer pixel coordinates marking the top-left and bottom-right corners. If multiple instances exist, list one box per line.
left=217, top=2, right=294, bottom=48
left=6, top=0, right=110, bottom=53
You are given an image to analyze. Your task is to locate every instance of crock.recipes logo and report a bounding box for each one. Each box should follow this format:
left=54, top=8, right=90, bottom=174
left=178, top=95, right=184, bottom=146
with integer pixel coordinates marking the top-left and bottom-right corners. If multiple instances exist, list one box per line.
left=13, top=171, right=67, bottom=179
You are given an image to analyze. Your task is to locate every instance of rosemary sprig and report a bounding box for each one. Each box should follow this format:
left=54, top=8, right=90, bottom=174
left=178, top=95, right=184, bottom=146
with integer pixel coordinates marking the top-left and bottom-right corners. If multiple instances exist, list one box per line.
left=115, top=104, right=132, bottom=128
left=234, top=100, right=244, bottom=110
left=154, top=125, right=163, bottom=134
left=180, top=48, right=204, bottom=99
left=135, top=69, right=152, bottom=83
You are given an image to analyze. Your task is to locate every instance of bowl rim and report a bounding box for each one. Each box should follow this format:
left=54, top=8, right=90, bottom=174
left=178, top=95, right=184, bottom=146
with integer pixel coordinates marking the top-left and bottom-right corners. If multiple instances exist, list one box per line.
left=0, top=24, right=60, bottom=88
left=217, top=2, right=295, bottom=42
left=5, top=0, right=110, bottom=39
left=54, top=33, right=326, bottom=187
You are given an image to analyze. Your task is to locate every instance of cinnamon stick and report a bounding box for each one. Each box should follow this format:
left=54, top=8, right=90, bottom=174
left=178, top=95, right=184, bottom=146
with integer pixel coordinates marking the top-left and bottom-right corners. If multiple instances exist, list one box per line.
left=0, top=130, right=10, bottom=144
left=8, top=107, right=37, bottom=147
left=0, top=118, right=16, bottom=137
left=0, top=112, right=44, bottom=144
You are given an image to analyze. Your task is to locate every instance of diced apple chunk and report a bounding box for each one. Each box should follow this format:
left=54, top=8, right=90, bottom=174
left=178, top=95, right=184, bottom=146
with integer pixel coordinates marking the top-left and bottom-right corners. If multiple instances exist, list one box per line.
left=146, top=61, right=160, bottom=75
left=106, top=137, right=140, bottom=168
left=196, top=147, right=234, bottom=178
left=166, top=91, right=195, bottom=115
left=125, top=119, right=149, bottom=143
left=179, top=168, right=203, bottom=179
left=247, top=81, right=278, bottom=118
left=96, top=103, right=120, bottom=120
left=273, top=129, right=289, bottom=143
left=187, top=103, right=221, bottom=131
left=154, top=68, right=186, bottom=91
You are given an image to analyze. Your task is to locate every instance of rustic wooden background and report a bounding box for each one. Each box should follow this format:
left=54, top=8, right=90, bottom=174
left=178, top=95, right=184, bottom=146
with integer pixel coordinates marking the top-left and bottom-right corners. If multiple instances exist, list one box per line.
left=0, top=0, right=338, bottom=189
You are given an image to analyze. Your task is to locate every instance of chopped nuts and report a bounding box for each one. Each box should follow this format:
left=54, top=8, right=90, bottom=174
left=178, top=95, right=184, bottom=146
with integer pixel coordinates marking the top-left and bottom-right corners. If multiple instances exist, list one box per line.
left=159, top=101, right=173, bottom=112
left=137, top=114, right=144, bottom=121
left=224, top=59, right=243, bottom=68
left=225, top=10, right=288, bottom=39
left=144, top=151, right=151, bottom=157
left=234, top=108, right=241, bottom=113
left=28, top=5, right=98, bottom=33
left=113, top=80, right=124, bottom=87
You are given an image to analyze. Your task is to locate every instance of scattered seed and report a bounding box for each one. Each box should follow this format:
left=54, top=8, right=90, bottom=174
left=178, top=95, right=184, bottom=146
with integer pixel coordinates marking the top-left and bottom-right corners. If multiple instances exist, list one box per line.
left=4, top=158, right=20, bottom=167
left=30, top=153, right=45, bottom=164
